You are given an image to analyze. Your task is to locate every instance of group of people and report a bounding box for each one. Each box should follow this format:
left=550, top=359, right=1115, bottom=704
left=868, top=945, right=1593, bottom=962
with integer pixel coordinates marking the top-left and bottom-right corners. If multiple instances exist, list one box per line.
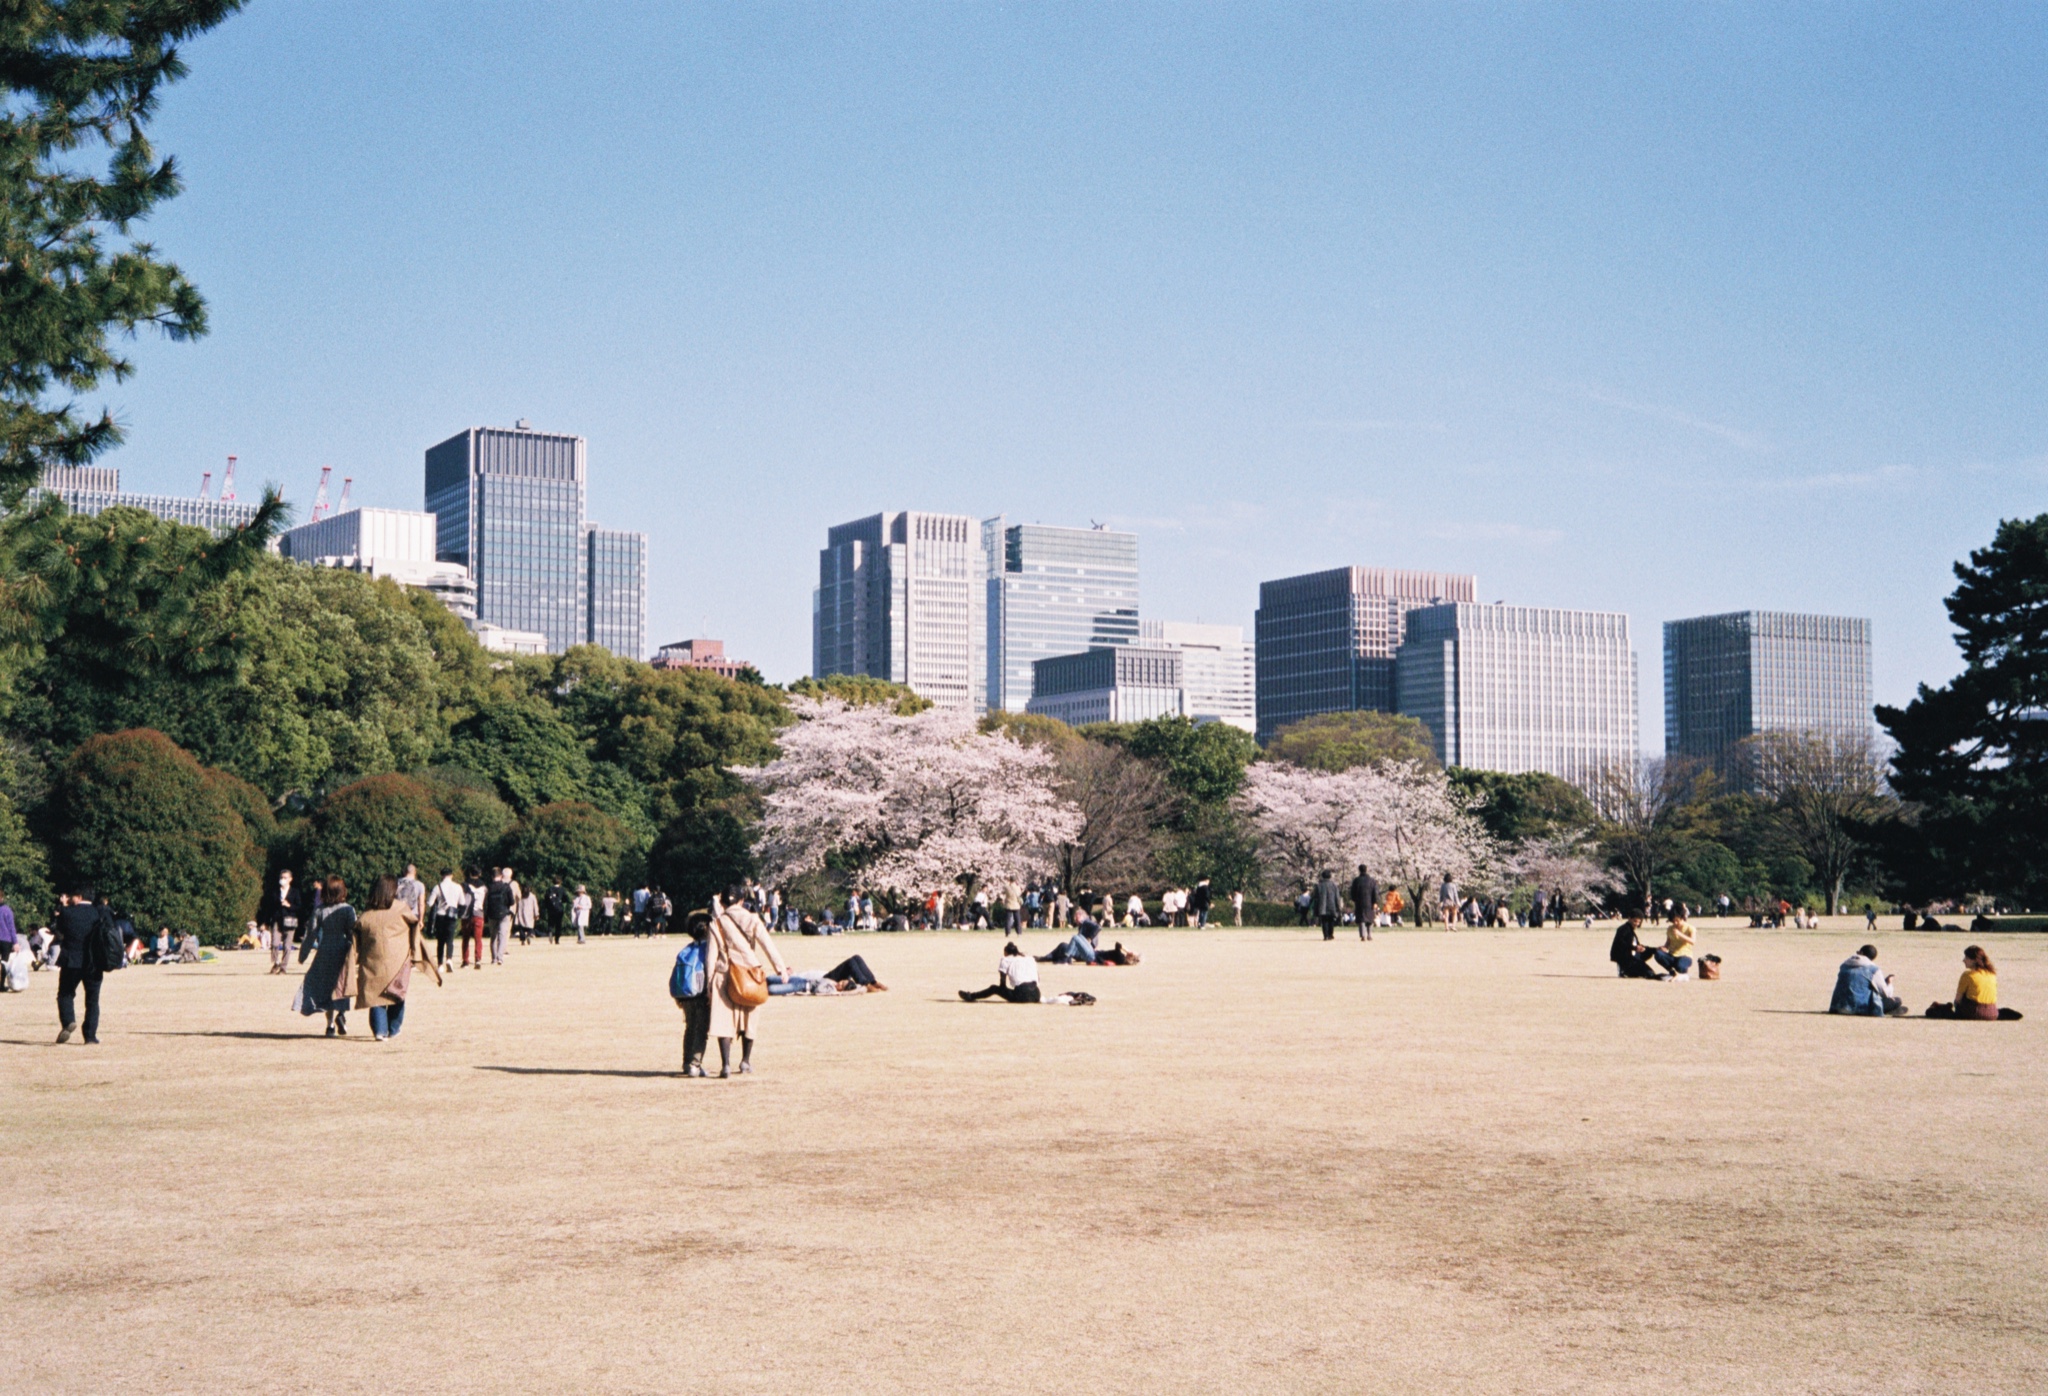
left=1608, top=915, right=1713, bottom=979
left=1830, top=943, right=2023, bottom=1020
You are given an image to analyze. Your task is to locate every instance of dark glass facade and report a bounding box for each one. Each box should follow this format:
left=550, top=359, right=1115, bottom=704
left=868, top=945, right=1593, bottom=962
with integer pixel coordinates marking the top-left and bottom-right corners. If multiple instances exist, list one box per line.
left=586, top=526, right=646, bottom=659
left=985, top=521, right=1140, bottom=713
left=1663, top=611, right=1872, bottom=782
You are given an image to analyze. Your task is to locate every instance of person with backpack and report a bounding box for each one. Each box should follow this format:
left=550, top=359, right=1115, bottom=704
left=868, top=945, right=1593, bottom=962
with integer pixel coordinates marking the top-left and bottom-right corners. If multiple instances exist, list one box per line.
left=427, top=870, right=465, bottom=973
left=53, top=887, right=121, bottom=1044
left=671, top=911, right=713, bottom=1076
left=543, top=880, right=566, bottom=944
left=484, top=869, right=515, bottom=966
left=705, top=884, right=788, bottom=1078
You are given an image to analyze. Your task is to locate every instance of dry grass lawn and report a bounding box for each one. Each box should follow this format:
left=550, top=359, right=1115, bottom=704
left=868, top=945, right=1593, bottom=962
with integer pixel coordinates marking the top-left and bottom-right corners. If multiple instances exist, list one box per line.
left=4, top=922, right=2045, bottom=1394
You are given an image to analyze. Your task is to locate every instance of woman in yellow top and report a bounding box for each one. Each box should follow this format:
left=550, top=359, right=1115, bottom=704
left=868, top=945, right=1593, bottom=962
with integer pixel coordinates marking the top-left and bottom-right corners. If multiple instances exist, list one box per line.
left=1927, top=945, right=2023, bottom=1020
left=1652, top=916, right=1697, bottom=978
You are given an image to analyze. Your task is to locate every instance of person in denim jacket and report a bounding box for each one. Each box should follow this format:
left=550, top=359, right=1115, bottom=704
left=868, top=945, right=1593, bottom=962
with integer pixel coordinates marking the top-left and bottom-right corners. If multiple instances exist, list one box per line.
left=1829, top=945, right=1904, bottom=1017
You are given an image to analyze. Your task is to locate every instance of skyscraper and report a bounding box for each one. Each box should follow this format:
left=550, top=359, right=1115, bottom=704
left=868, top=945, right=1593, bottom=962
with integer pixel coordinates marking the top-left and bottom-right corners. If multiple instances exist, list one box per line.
left=813, top=511, right=982, bottom=710
left=1254, top=566, right=1478, bottom=741
left=984, top=519, right=1140, bottom=713
left=424, top=423, right=646, bottom=657
left=1027, top=645, right=1184, bottom=726
left=1663, top=611, right=1873, bottom=780
left=1138, top=619, right=1255, bottom=731
left=1395, top=603, right=1639, bottom=790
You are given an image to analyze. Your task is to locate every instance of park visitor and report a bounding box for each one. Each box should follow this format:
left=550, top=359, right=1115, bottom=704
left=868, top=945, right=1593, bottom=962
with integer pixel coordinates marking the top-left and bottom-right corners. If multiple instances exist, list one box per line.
left=427, top=870, right=465, bottom=973
left=462, top=869, right=487, bottom=969
left=706, top=884, right=788, bottom=1078
left=1925, top=945, right=2023, bottom=1020
left=484, top=869, right=514, bottom=966
left=1608, top=918, right=1663, bottom=979
left=0, top=888, right=16, bottom=980
left=600, top=890, right=619, bottom=936
left=516, top=880, right=539, bottom=946
left=570, top=886, right=592, bottom=943
left=395, top=864, right=426, bottom=924
left=1312, top=870, right=1343, bottom=941
left=258, top=868, right=308, bottom=975
left=297, top=876, right=358, bottom=1036
left=354, top=875, right=423, bottom=1041
left=960, top=942, right=1042, bottom=1003
left=52, top=889, right=117, bottom=1044
left=1829, top=945, right=1905, bottom=1016
left=1189, top=878, right=1213, bottom=928
left=1652, top=916, right=1697, bottom=978
left=1039, top=912, right=1102, bottom=963
left=5, top=928, right=29, bottom=992
left=1437, top=874, right=1459, bottom=927
left=1349, top=865, right=1379, bottom=942
left=673, top=912, right=713, bottom=1076
left=543, top=879, right=567, bottom=943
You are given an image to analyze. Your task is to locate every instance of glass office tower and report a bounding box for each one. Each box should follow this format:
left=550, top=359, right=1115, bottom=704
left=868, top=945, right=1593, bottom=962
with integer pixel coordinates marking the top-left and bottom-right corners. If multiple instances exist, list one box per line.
left=425, top=424, right=646, bottom=656
left=984, top=520, right=1140, bottom=713
left=1663, top=611, right=1872, bottom=781
left=1254, top=566, right=1478, bottom=741
left=813, top=511, right=983, bottom=710
left=1396, top=603, right=1639, bottom=790
left=586, top=526, right=646, bottom=659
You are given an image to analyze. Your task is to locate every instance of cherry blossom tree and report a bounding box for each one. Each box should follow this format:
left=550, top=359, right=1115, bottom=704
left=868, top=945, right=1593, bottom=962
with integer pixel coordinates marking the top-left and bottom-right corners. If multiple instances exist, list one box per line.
left=739, top=698, right=1081, bottom=904
left=1236, top=760, right=1499, bottom=920
left=1508, top=832, right=1616, bottom=913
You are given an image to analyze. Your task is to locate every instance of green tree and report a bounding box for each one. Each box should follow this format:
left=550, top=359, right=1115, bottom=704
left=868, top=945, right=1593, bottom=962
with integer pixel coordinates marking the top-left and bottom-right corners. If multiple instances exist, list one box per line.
left=500, top=801, right=637, bottom=893
left=441, top=698, right=594, bottom=813
left=786, top=673, right=929, bottom=713
left=1269, top=711, right=1439, bottom=771
left=1, top=2, right=247, bottom=494
left=1119, top=716, right=1260, bottom=806
left=202, top=764, right=275, bottom=891
left=301, top=774, right=461, bottom=904
left=0, top=786, right=51, bottom=926
left=48, top=728, right=257, bottom=942
left=1878, top=513, right=2048, bottom=904
left=1447, top=768, right=1596, bottom=842
left=415, top=767, right=514, bottom=871
left=647, top=801, right=756, bottom=912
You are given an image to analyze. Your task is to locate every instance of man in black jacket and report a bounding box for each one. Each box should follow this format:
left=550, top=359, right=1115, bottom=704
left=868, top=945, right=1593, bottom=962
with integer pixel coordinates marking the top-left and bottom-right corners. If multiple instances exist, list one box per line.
left=484, top=870, right=516, bottom=967
left=1349, top=865, right=1379, bottom=943
left=257, top=869, right=309, bottom=976
left=53, top=889, right=110, bottom=1044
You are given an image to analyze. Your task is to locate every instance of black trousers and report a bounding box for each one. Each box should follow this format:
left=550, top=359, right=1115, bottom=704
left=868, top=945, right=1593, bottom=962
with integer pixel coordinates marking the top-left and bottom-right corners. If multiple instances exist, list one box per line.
left=680, top=996, right=710, bottom=1065
left=825, top=955, right=877, bottom=987
left=963, top=982, right=1040, bottom=1002
left=1319, top=915, right=1337, bottom=940
left=58, top=966, right=103, bottom=1041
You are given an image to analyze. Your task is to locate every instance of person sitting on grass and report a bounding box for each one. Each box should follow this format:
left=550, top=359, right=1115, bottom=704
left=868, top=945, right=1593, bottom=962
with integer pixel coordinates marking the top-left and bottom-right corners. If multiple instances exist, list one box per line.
left=1925, top=945, right=2024, bottom=1020
left=1609, top=918, right=1664, bottom=979
left=1038, top=912, right=1101, bottom=964
left=960, top=942, right=1041, bottom=1003
left=1830, top=945, right=1905, bottom=1016
left=1651, top=915, right=1697, bottom=978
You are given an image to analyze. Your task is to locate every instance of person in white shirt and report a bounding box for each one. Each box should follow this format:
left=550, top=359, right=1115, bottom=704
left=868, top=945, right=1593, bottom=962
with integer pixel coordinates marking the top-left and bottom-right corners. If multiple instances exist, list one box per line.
left=426, top=871, right=466, bottom=972
left=957, top=943, right=1042, bottom=1003
left=570, top=886, right=593, bottom=944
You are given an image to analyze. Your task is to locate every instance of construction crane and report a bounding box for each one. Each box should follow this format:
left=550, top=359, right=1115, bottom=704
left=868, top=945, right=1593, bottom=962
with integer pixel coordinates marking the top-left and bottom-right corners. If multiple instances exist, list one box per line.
left=220, top=455, right=238, bottom=502
left=198, top=469, right=212, bottom=500
left=310, top=465, right=332, bottom=522
left=336, top=476, right=353, bottom=514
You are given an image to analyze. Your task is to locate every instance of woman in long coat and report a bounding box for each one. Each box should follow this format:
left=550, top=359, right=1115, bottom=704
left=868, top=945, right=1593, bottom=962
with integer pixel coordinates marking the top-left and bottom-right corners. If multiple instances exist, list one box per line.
left=704, top=883, right=788, bottom=1078
left=297, top=875, right=358, bottom=1036
left=354, top=875, right=423, bottom=1041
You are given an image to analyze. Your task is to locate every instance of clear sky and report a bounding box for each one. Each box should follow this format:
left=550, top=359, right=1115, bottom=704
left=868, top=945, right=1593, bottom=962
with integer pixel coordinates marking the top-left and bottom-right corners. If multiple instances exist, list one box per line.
left=105, top=3, right=2047, bottom=742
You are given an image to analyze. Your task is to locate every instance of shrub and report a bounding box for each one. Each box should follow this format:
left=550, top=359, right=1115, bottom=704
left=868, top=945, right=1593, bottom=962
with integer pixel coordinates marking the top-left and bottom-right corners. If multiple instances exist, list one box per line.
left=647, top=803, right=756, bottom=914
left=416, top=767, right=516, bottom=868
left=304, top=774, right=463, bottom=897
left=499, top=801, right=636, bottom=893
left=51, top=729, right=260, bottom=944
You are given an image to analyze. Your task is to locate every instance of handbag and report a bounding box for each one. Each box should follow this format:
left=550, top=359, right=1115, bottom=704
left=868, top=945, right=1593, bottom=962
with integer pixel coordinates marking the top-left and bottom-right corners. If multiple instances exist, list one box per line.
left=715, top=913, right=770, bottom=1008
left=1698, top=954, right=1722, bottom=981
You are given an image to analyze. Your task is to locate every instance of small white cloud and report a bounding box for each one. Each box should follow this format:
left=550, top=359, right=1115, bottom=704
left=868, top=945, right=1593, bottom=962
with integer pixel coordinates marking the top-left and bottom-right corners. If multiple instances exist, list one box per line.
left=1578, top=384, right=1771, bottom=453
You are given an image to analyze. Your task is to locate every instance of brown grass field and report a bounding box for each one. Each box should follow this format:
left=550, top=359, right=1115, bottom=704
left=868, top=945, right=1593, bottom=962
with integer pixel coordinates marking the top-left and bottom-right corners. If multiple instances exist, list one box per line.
left=4, top=922, right=2044, bottom=1394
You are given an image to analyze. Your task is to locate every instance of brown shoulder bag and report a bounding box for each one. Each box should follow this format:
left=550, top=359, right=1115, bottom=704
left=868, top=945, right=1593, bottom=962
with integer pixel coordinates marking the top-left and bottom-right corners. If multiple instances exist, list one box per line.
left=717, top=912, right=770, bottom=1008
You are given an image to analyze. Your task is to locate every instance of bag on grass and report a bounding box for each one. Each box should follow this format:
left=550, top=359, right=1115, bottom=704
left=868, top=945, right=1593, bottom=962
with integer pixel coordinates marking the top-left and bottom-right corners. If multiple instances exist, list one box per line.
left=1698, top=954, right=1722, bottom=981
left=670, top=941, right=706, bottom=1000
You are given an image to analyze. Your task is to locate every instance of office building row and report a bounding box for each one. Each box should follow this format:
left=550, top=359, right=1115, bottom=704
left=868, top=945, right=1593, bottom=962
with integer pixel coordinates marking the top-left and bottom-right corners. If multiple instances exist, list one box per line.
left=813, top=511, right=1256, bottom=730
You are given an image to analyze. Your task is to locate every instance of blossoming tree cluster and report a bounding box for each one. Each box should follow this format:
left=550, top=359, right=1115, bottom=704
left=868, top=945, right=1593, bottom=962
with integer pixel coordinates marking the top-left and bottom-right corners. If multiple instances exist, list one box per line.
left=739, top=698, right=1082, bottom=901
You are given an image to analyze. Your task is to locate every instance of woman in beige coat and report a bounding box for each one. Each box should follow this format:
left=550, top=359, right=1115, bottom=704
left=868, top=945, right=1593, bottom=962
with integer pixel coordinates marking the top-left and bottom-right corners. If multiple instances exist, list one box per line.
left=704, top=884, right=787, bottom=1078
left=354, top=875, right=423, bottom=1041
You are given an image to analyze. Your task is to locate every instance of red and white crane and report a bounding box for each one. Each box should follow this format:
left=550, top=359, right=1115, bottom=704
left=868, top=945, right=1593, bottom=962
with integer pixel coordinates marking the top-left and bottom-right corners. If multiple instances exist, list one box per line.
left=198, top=469, right=212, bottom=499
left=336, top=476, right=353, bottom=514
left=310, top=465, right=332, bottom=522
left=220, top=455, right=238, bottom=502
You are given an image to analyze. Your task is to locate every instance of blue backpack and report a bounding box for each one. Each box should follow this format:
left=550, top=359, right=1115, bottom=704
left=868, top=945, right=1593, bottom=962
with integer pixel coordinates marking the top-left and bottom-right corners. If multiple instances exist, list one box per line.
left=670, top=942, right=706, bottom=1000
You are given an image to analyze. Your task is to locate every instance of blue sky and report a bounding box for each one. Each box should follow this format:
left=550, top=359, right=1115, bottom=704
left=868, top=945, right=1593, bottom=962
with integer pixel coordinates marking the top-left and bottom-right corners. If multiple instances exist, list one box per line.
left=105, top=3, right=2047, bottom=742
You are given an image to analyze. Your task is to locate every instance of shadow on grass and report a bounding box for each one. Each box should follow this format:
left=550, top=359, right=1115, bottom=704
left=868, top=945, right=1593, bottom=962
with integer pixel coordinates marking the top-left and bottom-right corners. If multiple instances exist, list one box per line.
left=139, top=1029, right=329, bottom=1040
left=475, top=1065, right=677, bottom=1079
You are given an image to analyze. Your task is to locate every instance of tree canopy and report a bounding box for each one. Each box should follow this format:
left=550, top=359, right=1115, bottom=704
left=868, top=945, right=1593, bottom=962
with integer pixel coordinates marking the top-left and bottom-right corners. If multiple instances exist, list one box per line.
left=1269, top=711, right=1440, bottom=772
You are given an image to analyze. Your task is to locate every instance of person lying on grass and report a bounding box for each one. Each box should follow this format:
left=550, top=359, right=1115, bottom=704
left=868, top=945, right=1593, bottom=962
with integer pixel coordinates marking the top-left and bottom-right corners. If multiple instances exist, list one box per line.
left=1925, top=945, right=2024, bottom=1020
left=960, top=943, right=1042, bottom=1003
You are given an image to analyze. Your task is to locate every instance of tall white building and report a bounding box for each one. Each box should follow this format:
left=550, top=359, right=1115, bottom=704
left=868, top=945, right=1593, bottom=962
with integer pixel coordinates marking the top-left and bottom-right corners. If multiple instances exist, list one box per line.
left=984, top=519, right=1140, bottom=713
left=1139, top=619, right=1255, bottom=732
left=813, top=511, right=983, bottom=710
left=1395, top=603, right=1638, bottom=790
left=279, top=506, right=477, bottom=621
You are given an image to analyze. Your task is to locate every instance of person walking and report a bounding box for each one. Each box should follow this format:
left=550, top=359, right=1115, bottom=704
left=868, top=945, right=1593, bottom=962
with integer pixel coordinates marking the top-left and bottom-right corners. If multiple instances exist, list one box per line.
left=1529, top=887, right=1547, bottom=930
left=543, top=878, right=566, bottom=944
left=354, top=875, right=426, bottom=1040
left=704, top=884, right=788, bottom=1078
left=484, top=869, right=515, bottom=966
left=1311, top=870, right=1344, bottom=941
left=674, top=911, right=713, bottom=1076
left=1189, top=877, right=1214, bottom=928
left=1437, top=874, right=1460, bottom=928
left=258, top=868, right=309, bottom=976
left=297, top=876, right=358, bottom=1037
left=0, top=888, right=17, bottom=978
left=463, top=869, right=487, bottom=969
left=1349, top=865, right=1380, bottom=942
left=52, top=888, right=117, bottom=1044
left=1231, top=888, right=1244, bottom=927
left=516, top=879, right=538, bottom=946
left=570, top=886, right=592, bottom=944
left=426, top=870, right=464, bottom=973
left=395, top=864, right=427, bottom=925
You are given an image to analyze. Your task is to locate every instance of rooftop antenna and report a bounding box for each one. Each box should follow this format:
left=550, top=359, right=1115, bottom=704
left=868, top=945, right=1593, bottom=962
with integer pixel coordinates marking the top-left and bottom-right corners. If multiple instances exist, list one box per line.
left=337, top=476, right=353, bottom=513
left=220, top=455, right=238, bottom=502
left=198, top=469, right=212, bottom=500
left=310, top=465, right=332, bottom=522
